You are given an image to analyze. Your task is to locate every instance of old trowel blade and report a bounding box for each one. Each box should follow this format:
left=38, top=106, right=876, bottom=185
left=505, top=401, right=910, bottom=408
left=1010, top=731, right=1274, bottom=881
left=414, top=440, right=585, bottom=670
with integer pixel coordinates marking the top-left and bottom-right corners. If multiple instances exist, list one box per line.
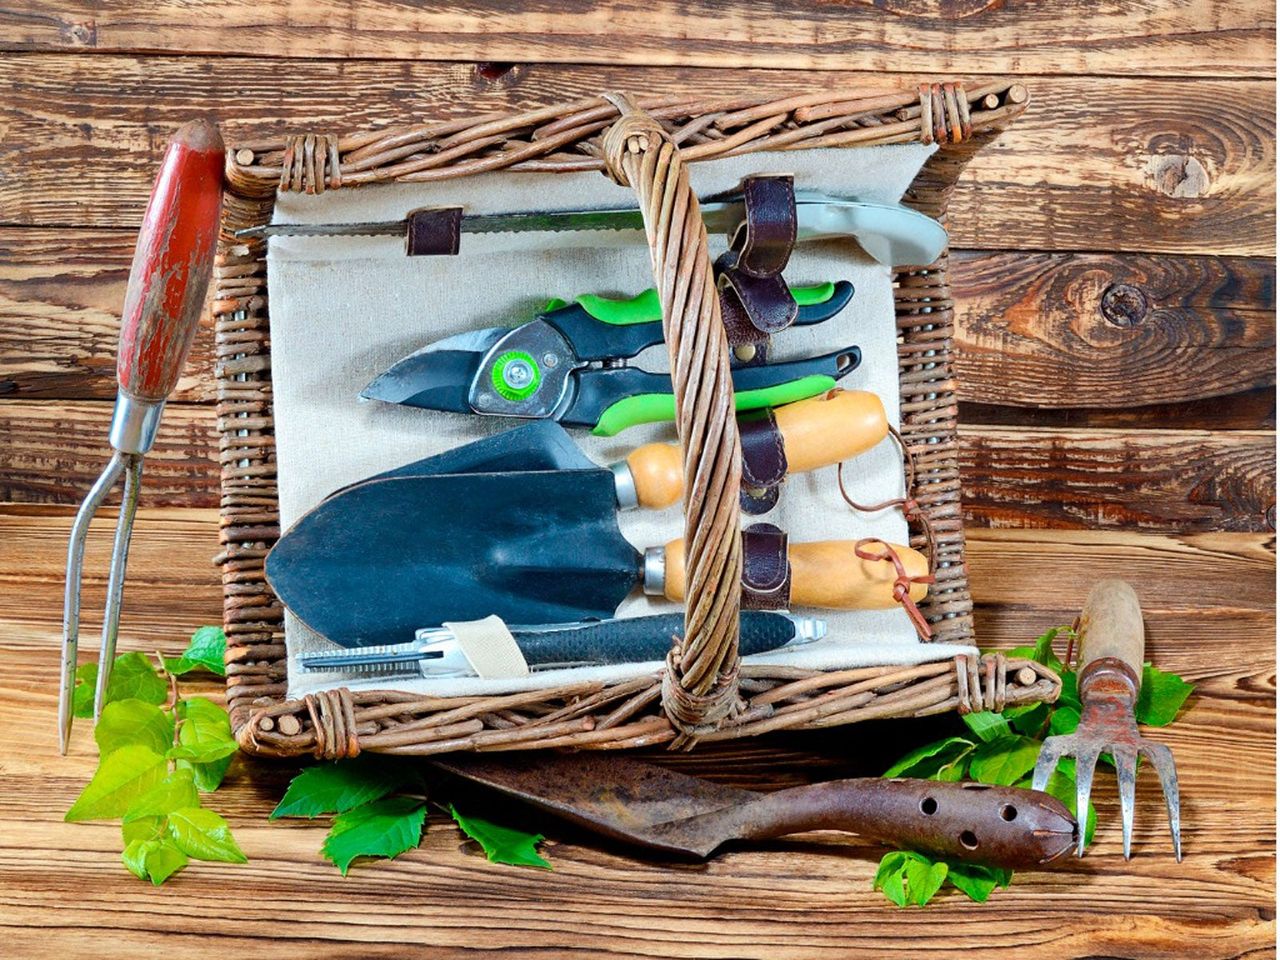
left=433, top=752, right=753, bottom=858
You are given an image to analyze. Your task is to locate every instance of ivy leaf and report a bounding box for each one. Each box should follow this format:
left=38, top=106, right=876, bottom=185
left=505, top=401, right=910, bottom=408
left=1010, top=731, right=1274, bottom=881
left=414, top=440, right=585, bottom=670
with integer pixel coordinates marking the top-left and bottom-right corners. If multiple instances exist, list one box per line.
left=1135, top=664, right=1194, bottom=727
left=164, top=626, right=227, bottom=678
left=873, top=850, right=944, bottom=907
left=969, top=735, right=1042, bottom=786
left=169, top=697, right=238, bottom=764
left=167, top=807, right=247, bottom=863
left=946, top=863, right=1012, bottom=903
left=122, top=837, right=189, bottom=885
left=872, top=851, right=914, bottom=907
left=961, top=711, right=1011, bottom=743
left=65, top=745, right=167, bottom=821
left=95, top=699, right=174, bottom=758
left=321, top=796, right=426, bottom=876
left=884, top=736, right=975, bottom=780
left=271, top=755, right=413, bottom=820
left=450, top=805, right=550, bottom=869
left=124, top=769, right=199, bottom=823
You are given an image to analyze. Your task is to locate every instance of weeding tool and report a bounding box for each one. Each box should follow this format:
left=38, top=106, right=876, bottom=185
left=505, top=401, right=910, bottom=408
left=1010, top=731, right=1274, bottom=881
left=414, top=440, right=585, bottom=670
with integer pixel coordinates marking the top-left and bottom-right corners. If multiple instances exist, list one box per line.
left=236, top=191, right=949, bottom=268
left=298, top=612, right=825, bottom=677
left=434, top=752, right=1076, bottom=866
left=59, top=120, right=224, bottom=753
left=1031, top=580, right=1182, bottom=860
left=266, top=421, right=924, bottom=648
left=361, top=281, right=860, bottom=436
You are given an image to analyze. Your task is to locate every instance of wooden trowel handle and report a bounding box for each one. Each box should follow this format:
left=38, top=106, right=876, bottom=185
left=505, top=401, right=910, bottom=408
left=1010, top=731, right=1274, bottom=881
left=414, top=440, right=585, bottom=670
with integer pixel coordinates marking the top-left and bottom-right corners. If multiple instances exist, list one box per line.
left=659, top=538, right=928, bottom=609
left=624, top=389, right=887, bottom=509
left=1075, top=579, right=1145, bottom=679
left=729, top=778, right=1076, bottom=868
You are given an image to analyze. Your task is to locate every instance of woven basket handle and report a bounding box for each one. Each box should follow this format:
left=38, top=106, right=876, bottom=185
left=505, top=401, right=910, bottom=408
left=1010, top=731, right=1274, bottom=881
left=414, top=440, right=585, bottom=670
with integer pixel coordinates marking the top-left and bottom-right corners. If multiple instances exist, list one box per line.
left=599, top=94, right=744, bottom=739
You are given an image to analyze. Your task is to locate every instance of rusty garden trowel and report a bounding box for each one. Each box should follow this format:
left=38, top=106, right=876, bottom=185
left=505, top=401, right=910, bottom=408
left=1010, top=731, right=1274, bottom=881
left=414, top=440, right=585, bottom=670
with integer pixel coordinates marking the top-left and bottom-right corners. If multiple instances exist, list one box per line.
left=433, top=752, right=1076, bottom=867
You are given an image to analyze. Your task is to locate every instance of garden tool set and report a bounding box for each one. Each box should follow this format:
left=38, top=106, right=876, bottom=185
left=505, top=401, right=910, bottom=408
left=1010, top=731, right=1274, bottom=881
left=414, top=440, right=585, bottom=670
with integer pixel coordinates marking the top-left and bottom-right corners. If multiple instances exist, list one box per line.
left=58, top=120, right=1189, bottom=875
left=58, top=120, right=224, bottom=755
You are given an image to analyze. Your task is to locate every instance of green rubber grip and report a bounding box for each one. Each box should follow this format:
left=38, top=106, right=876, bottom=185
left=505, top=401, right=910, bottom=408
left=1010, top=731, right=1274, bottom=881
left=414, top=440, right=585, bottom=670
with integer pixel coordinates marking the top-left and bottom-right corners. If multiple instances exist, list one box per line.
left=576, top=282, right=837, bottom=326
left=591, top=374, right=837, bottom=437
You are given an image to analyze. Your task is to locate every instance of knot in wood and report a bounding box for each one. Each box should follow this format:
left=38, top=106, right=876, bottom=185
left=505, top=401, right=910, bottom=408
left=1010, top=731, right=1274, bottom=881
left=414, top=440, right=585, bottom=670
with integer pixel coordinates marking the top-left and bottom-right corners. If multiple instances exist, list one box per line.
left=1100, top=282, right=1150, bottom=327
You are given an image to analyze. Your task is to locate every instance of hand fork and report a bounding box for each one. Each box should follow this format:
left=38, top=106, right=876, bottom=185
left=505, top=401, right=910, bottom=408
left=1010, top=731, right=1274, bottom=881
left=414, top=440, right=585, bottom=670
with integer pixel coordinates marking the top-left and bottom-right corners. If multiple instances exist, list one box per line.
left=1032, top=579, right=1182, bottom=860
left=58, top=120, right=225, bottom=754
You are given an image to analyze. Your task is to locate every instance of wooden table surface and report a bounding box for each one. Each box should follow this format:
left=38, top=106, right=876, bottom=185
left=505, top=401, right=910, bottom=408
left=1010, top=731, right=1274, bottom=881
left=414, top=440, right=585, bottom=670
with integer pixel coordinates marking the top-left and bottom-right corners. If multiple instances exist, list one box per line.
left=0, top=5, right=1275, bottom=958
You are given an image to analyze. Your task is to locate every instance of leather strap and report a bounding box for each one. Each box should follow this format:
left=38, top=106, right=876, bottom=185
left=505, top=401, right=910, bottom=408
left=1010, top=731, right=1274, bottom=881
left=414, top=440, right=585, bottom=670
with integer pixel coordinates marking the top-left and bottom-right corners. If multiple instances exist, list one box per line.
left=405, top=207, right=463, bottom=256
left=715, top=175, right=799, bottom=351
left=740, top=523, right=791, bottom=610
left=738, top=410, right=787, bottom=515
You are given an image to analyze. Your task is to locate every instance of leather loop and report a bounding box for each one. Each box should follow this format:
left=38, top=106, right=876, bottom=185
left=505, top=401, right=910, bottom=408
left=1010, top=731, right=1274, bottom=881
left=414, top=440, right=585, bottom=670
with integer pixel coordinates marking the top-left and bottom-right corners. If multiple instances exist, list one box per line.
left=740, top=523, right=791, bottom=610
left=405, top=207, right=463, bottom=256
left=738, top=410, right=787, bottom=515
left=715, top=175, right=799, bottom=348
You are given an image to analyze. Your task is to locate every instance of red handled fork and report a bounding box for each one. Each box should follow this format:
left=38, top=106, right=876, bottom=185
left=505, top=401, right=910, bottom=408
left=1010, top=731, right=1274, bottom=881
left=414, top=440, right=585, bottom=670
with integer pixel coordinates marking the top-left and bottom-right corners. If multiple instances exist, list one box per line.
left=59, top=120, right=225, bottom=753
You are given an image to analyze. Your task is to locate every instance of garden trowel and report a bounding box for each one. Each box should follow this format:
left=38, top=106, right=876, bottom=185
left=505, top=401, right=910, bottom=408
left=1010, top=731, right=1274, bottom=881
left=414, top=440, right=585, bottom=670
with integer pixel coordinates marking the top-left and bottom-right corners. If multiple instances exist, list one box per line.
left=433, top=752, right=1076, bottom=867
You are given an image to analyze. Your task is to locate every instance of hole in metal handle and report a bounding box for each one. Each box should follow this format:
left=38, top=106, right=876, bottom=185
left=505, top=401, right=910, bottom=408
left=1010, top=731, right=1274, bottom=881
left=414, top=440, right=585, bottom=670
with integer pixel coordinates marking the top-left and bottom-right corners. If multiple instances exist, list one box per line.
left=959, top=830, right=979, bottom=849
left=1000, top=804, right=1018, bottom=822
left=919, top=796, right=938, bottom=815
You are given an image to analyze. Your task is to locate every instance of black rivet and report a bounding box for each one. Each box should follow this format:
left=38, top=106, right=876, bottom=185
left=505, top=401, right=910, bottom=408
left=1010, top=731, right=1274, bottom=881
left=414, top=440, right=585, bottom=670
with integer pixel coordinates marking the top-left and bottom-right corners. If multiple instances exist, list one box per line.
left=1101, top=283, right=1150, bottom=327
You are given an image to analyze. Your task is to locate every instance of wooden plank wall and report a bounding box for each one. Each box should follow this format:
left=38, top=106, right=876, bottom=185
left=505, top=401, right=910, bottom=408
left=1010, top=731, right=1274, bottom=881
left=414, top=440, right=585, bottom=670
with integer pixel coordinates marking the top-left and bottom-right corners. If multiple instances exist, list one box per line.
left=0, top=4, right=1274, bottom=958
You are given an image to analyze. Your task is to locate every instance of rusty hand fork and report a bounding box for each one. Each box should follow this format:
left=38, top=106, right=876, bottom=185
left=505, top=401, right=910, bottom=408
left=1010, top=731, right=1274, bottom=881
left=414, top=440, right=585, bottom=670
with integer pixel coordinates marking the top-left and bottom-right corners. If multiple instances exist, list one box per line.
left=1032, top=579, right=1182, bottom=860
left=58, top=120, right=224, bottom=754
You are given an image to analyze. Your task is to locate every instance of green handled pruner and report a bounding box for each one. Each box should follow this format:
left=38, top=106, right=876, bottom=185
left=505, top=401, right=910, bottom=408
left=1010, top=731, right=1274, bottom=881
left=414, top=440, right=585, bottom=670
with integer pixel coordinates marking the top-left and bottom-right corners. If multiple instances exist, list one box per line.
left=361, top=280, right=858, bottom=436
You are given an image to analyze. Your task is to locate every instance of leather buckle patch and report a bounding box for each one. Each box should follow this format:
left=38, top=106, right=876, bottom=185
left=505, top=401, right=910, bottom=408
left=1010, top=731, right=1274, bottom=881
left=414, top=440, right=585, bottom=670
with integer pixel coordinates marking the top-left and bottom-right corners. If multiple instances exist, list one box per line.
left=715, top=175, right=799, bottom=350
left=740, top=522, right=792, bottom=610
left=738, top=410, right=787, bottom=516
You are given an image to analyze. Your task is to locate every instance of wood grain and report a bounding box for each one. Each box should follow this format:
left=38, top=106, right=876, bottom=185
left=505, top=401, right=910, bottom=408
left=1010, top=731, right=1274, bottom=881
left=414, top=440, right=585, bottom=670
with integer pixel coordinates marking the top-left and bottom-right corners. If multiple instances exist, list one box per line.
left=0, top=0, right=1272, bottom=77
left=0, top=401, right=1274, bottom=534
left=0, top=508, right=1271, bottom=959
left=2, top=228, right=1273, bottom=413
left=0, top=56, right=1274, bottom=255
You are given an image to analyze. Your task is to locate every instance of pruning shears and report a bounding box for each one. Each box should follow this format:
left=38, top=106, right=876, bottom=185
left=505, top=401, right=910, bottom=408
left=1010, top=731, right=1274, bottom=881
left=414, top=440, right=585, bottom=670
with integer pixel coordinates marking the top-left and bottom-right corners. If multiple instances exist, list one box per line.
left=361, top=280, right=859, bottom=436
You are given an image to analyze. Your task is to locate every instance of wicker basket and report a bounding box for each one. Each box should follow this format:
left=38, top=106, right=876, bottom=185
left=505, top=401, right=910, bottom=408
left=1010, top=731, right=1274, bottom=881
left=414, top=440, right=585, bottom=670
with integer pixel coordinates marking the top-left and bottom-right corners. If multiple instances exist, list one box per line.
left=213, top=81, right=1060, bottom=759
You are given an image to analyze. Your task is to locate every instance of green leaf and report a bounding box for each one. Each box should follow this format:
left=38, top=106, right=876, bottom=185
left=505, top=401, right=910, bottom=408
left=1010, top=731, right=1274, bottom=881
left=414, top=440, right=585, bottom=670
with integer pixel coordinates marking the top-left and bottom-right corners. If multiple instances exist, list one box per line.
left=450, top=805, right=550, bottom=869
left=169, top=698, right=238, bottom=764
left=1007, top=702, right=1049, bottom=738
left=72, top=663, right=97, bottom=718
left=872, top=851, right=914, bottom=907
left=122, top=815, right=164, bottom=846
left=1048, top=705, right=1081, bottom=737
left=1031, top=627, right=1067, bottom=673
left=1057, top=670, right=1081, bottom=711
left=164, top=626, right=228, bottom=678
left=122, top=837, right=189, bottom=885
left=946, top=863, right=1011, bottom=903
left=71, top=652, right=169, bottom=718
left=65, top=745, right=167, bottom=822
left=1135, top=664, right=1194, bottom=727
left=961, top=711, right=1011, bottom=743
left=969, top=735, right=1042, bottom=786
left=884, top=736, right=975, bottom=780
left=321, top=796, right=426, bottom=876
left=123, top=769, right=199, bottom=823
left=167, top=807, right=246, bottom=863
left=101, top=652, right=169, bottom=708
left=94, top=699, right=174, bottom=758
left=271, top=755, right=412, bottom=820
left=904, top=857, right=948, bottom=906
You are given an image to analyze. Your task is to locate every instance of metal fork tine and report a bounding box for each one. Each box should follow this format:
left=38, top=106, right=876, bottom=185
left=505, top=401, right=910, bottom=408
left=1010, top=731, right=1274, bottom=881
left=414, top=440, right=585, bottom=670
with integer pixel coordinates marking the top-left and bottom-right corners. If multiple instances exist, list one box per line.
left=59, top=452, right=127, bottom=754
left=93, top=456, right=143, bottom=721
left=1031, top=736, right=1066, bottom=793
left=1074, top=749, right=1101, bottom=857
left=1141, top=740, right=1183, bottom=862
left=1113, top=744, right=1139, bottom=860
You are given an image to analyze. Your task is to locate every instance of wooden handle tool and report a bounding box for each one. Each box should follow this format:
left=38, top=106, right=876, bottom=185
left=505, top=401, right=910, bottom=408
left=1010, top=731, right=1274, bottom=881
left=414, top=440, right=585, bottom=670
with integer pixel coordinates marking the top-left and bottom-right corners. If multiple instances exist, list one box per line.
left=615, top=389, right=887, bottom=509
left=59, top=120, right=224, bottom=754
left=653, top=537, right=929, bottom=609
